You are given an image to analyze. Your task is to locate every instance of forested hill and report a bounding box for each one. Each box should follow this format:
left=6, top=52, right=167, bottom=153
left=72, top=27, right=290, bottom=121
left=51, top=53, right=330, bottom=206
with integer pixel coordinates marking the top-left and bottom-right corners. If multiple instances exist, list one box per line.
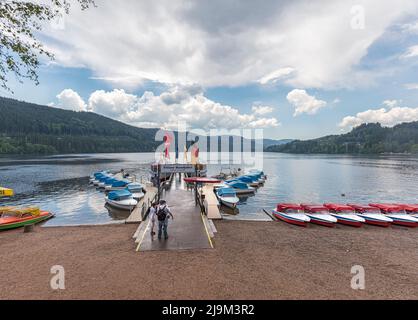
left=266, top=122, right=418, bottom=154
left=0, top=97, right=159, bottom=154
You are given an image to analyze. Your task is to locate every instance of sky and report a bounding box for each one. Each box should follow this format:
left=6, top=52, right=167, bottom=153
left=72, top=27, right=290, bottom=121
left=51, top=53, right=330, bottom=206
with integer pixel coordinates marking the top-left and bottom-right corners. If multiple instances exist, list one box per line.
left=3, top=0, right=418, bottom=140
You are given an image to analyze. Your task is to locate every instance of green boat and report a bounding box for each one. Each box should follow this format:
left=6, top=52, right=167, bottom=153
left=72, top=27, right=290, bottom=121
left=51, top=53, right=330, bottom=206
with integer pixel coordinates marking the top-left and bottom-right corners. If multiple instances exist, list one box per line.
left=0, top=207, right=54, bottom=231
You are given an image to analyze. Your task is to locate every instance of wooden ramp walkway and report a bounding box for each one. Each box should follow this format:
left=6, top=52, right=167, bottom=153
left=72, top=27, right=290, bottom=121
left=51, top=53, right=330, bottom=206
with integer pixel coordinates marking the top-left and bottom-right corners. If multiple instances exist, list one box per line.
left=135, top=189, right=213, bottom=252
left=125, top=183, right=157, bottom=224
left=200, top=185, right=222, bottom=219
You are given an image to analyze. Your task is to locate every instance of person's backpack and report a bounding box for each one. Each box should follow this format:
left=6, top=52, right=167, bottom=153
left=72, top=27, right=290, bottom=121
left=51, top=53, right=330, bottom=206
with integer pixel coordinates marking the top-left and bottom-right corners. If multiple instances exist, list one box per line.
left=156, top=207, right=167, bottom=221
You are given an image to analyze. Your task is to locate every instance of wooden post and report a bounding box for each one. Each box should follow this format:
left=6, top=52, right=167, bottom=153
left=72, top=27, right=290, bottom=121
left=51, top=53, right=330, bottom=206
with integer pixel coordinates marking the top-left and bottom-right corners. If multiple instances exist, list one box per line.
left=194, top=165, right=198, bottom=206
left=24, top=224, right=34, bottom=233
left=157, top=164, right=161, bottom=202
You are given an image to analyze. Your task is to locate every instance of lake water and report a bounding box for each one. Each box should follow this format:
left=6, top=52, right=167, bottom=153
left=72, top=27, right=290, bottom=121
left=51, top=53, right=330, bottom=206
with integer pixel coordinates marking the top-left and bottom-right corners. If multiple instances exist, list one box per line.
left=1, top=152, right=417, bottom=226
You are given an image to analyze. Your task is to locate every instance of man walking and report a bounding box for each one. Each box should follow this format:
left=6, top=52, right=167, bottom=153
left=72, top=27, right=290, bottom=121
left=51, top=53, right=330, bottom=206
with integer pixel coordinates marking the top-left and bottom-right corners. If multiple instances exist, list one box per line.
left=156, top=200, right=174, bottom=240
left=149, top=202, right=158, bottom=238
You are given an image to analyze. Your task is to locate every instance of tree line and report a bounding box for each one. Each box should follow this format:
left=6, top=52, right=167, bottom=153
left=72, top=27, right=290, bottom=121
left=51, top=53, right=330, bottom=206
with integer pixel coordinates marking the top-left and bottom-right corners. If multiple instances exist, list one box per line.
left=0, top=97, right=159, bottom=154
left=266, top=122, right=418, bottom=154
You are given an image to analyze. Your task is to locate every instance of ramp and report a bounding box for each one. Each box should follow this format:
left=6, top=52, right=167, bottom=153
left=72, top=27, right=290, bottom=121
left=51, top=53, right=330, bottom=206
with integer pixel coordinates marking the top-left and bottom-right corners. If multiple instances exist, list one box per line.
left=136, top=189, right=213, bottom=251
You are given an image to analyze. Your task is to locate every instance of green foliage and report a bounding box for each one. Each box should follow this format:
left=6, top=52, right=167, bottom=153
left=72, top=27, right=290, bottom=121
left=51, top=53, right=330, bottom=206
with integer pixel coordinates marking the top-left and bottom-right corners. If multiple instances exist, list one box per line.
left=266, top=122, right=418, bottom=154
left=0, top=0, right=94, bottom=92
left=0, top=96, right=160, bottom=154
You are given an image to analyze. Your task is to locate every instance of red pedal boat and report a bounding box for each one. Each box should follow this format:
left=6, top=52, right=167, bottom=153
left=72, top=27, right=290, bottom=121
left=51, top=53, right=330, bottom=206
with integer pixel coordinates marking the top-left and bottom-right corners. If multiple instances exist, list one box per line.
left=392, top=204, right=418, bottom=218
left=272, top=203, right=310, bottom=227
left=183, top=177, right=221, bottom=184
left=347, top=204, right=393, bottom=227
left=369, top=204, right=418, bottom=227
left=300, top=204, right=337, bottom=227
left=323, top=203, right=365, bottom=227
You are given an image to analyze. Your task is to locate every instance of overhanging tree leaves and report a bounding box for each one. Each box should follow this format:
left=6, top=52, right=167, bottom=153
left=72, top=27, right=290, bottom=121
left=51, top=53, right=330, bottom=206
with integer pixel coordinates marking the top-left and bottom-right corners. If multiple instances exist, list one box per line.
left=0, top=0, right=95, bottom=92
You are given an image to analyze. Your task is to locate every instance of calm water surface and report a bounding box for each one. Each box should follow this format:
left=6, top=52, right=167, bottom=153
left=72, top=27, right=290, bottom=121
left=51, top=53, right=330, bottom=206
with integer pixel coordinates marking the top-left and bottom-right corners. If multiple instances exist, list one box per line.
left=1, top=153, right=417, bottom=226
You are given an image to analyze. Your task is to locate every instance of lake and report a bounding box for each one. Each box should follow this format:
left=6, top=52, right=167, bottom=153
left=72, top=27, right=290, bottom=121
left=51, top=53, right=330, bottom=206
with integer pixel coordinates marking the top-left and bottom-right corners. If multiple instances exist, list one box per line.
left=1, top=152, right=417, bottom=226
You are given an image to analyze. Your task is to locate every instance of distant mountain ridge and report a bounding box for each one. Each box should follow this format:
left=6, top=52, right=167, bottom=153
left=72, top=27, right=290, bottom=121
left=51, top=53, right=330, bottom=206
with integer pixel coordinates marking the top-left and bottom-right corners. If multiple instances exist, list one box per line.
left=266, top=122, right=418, bottom=154
left=0, top=96, right=289, bottom=155
left=0, top=96, right=159, bottom=154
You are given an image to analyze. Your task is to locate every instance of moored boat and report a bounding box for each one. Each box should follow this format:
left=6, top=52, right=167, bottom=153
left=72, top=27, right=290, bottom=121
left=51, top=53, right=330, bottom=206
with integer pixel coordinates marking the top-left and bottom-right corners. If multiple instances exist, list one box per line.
left=272, top=203, right=310, bottom=227
left=226, top=181, right=255, bottom=195
left=236, top=175, right=261, bottom=187
left=183, top=177, right=221, bottom=184
left=0, top=207, right=54, bottom=231
left=91, top=171, right=112, bottom=185
left=348, top=204, right=393, bottom=227
left=105, top=190, right=137, bottom=211
left=126, top=183, right=145, bottom=201
left=99, top=177, right=118, bottom=189
left=369, top=204, right=418, bottom=227
left=392, top=204, right=418, bottom=218
left=323, top=203, right=365, bottom=227
left=215, top=187, right=240, bottom=208
left=249, top=169, right=266, bottom=181
left=300, top=204, right=337, bottom=227
left=105, top=179, right=131, bottom=191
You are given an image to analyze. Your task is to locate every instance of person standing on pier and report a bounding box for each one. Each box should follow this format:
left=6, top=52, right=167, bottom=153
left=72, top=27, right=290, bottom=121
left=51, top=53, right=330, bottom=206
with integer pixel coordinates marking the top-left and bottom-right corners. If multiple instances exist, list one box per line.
left=149, top=202, right=159, bottom=238
left=157, top=200, right=174, bottom=240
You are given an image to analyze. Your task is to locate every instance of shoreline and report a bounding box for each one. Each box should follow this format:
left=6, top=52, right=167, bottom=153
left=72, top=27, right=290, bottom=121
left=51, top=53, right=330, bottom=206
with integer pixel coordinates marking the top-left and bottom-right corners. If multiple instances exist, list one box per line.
left=1, top=221, right=417, bottom=300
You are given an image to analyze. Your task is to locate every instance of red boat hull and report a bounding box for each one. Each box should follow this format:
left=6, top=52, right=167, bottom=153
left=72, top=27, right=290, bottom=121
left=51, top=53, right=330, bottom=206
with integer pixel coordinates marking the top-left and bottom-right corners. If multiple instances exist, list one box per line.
left=391, top=220, right=417, bottom=228
left=273, top=212, right=308, bottom=227
left=309, top=218, right=335, bottom=228
left=363, top=219, right=391, bottom=227
left=335, top=218, right=362, bottom=228
left=184, top=177, right=221, bottom=184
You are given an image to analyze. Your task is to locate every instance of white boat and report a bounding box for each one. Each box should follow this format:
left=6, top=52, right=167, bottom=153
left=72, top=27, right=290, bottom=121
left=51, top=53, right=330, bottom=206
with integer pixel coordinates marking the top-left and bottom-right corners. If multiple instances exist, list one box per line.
left=348, top=204, right=393, bottom=227
left=301, top=205, right=337, bottom=227
left=273, top=204, right=310, bottom=227
left=105, top=190, right=137, bottom=211
left=126, top=183, right=145, bottom=201
left=216, top=187, right=240, bottom=208
left=324, top=204, right=365, bottom=227
left=369, top=204, right=418, bottom=227
left=226, top=181, right=255, bottom=195
left=105, top=179, right=131, bottom=191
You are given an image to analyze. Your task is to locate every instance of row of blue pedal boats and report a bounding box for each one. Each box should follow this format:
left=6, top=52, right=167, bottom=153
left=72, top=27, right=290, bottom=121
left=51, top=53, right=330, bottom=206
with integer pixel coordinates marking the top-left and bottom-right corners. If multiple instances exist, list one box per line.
left=89, top=171, right=145, bottom=211
left=213, top=170, right=266, bottom=209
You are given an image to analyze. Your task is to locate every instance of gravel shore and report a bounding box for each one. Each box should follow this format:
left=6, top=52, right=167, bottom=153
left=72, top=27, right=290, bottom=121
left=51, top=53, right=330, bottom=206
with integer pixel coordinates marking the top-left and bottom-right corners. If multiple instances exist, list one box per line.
left=1, top=221, right=417, bottom=300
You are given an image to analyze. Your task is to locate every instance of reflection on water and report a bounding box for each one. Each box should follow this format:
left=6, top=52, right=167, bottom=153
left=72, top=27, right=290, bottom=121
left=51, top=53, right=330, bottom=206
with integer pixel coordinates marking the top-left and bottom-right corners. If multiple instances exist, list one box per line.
left=1, top=152, right=417, bottom=226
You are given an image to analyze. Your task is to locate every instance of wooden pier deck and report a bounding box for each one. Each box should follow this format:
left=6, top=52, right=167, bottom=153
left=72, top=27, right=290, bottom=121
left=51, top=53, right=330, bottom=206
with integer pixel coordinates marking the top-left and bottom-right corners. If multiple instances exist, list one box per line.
left=135, top=188, right=213, bottom=251
left=199, top=185, right=222, bottom=219
left=125, top=183, right=158, bottom=224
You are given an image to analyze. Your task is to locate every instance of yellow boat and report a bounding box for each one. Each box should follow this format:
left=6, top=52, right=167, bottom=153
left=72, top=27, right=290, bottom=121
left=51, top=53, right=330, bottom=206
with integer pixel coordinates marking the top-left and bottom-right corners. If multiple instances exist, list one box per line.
left=0, top=187, right=14, bottom=197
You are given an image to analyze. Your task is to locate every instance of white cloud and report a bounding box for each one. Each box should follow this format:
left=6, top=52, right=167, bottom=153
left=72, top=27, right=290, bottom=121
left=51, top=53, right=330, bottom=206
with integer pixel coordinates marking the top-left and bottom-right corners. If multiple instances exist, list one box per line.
left=53, top=89, right=87, bottom=111
left=40, top=0, right=418, bottom=89
left=88, top=89, right=137, bottom=117
left=382, top=99, right=399, bottom=108
left=287, top=89, right=327, bottom=116
left=401, top=44, right=418, bottom=58
left=404, top=83, right=418, bottom=90
left=257, top=67, right=294, bottom=85
left=401, top=21, right=418, bottom=34
left=251, top=105, right=274, bottom=115
left=51, top=86, right=279, bottom=130
left=339, top=102, right=418, bottom=129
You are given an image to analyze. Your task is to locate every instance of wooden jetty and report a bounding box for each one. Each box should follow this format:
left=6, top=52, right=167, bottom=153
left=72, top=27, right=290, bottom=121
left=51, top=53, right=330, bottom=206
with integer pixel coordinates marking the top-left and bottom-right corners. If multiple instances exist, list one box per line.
left=134, top=188, right=214, bottom=252
left=199, top=185, right=222, bottom=220
left=125, top=182, right=158, bottom=224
